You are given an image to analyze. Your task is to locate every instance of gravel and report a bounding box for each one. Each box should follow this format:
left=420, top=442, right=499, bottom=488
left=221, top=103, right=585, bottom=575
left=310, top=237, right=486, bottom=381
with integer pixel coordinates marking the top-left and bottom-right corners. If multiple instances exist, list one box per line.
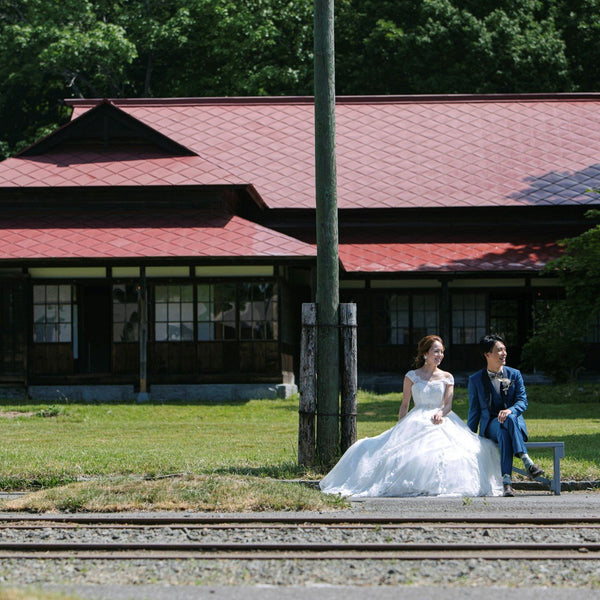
left=0, top=555, right=598, bottom=589
left=1, top=492, right=599, bottom=595
left=0, top=523, right=598, bottom=589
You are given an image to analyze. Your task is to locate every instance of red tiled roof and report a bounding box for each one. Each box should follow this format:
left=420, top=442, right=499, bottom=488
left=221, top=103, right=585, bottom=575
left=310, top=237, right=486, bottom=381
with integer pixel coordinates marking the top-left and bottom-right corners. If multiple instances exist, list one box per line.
left=53, top=94, right=600, bottom=210
left=2, top=95, right=600, bottom=210
left=339, top=240, right=560, bottom=272
left=0, top=149, right=246, bottom=188
left=0, top=210, right=316, bottom=260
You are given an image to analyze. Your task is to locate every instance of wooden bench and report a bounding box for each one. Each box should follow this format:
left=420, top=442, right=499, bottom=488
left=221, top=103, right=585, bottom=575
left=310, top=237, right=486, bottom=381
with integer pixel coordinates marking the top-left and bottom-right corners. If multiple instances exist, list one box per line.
left=512, top=441, right=565, bottom=495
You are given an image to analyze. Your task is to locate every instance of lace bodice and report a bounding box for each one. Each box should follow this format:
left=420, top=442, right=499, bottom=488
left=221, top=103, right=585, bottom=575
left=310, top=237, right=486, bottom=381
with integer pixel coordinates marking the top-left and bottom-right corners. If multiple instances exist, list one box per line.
left=406, top=370, right=454, bottom=409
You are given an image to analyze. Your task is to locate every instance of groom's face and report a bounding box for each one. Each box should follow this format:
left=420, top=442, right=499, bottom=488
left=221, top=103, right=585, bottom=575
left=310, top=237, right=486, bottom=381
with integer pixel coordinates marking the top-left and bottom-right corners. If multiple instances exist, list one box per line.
left=485, top=341, right=507, bottom=372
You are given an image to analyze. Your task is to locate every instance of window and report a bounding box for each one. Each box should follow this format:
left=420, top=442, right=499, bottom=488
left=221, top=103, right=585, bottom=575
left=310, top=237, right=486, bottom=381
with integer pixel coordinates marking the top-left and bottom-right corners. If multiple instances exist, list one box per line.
left=33, top=284, right=73, bottom=343
left=239, top=282, right=278, bottom=340
left=452, top=293, right=486, bottom=344
left=489, top=299, right=519, bottom=347
left=113, top=284, right=139, bottom=342
left=155, top=284, right=194, bottom=341
left=375, top=293, right=439, bottom=345
left=388, top=295, right=409, bottom=344
left=154, top=282, right=278, bottom=342
left=197, top=283, right=236, bottom=341
left=412, top=295, right=439, bottom=342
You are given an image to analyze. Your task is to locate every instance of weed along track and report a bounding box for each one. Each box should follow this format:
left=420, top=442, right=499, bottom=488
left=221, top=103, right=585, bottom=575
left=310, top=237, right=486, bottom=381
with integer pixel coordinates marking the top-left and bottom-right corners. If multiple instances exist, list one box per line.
left=0, top=515, right=599, bottom=561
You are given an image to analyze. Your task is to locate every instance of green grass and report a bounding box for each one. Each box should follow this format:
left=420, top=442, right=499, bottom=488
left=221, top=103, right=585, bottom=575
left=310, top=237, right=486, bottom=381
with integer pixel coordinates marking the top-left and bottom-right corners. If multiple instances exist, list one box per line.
left=0, top=382, right=597, bottom=511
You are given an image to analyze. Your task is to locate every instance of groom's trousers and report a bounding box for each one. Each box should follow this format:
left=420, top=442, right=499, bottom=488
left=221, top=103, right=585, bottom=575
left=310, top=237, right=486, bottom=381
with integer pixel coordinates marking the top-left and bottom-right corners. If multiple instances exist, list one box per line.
left=485, top=413, right=527, bottom=476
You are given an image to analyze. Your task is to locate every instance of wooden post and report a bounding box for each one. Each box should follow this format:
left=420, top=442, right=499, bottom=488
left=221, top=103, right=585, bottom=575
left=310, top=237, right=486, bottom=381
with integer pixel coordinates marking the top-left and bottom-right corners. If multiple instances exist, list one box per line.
left=298, top=303, right=317, bottom=466
left=314, top=0, right=340, bottom=465
left=137, top=267, right=149, bottom=402
left=340, top=303, right=357, bottom=453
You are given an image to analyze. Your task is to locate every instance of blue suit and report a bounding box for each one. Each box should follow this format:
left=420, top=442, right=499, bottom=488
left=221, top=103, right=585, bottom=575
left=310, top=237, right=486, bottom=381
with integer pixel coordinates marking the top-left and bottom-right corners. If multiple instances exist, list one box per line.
left=467, top=366, right=529, bottom=476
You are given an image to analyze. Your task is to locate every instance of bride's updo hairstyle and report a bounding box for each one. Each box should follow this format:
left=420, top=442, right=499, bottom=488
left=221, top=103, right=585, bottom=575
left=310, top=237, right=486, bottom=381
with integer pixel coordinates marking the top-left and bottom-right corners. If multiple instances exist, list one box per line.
left=413, top=335, right=444, bottom=368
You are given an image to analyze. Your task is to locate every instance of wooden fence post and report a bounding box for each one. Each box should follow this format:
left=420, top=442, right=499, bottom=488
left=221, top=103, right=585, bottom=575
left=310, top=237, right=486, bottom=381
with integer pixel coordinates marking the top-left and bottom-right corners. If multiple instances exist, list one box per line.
left=298, top=303, right=317, bottom=466
left=340, top=303, right=357, bottom=453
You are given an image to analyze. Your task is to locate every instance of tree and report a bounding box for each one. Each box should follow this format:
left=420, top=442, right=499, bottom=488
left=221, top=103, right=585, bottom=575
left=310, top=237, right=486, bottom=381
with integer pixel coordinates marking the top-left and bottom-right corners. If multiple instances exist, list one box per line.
left=521, top=208, right=600, bottom=381
left=0, top=0, right=136, bottom=155
left=2, top=0, right=600, bottom=157
left=335, top=0, right=570, bottom=94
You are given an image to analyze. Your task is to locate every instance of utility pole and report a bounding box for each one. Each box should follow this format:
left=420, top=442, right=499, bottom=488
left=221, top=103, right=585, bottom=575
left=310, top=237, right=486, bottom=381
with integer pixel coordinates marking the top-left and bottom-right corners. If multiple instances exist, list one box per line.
left=314, top=0, right=339, bottom=465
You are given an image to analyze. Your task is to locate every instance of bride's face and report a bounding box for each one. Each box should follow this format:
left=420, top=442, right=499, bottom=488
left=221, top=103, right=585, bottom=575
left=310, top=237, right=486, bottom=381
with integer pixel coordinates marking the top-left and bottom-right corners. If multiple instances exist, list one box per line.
left=425, top=341, right=444, bottom=367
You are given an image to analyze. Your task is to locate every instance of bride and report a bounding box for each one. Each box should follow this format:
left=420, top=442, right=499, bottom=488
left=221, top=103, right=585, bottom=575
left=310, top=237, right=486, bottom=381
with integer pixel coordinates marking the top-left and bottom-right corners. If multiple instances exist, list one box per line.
left=319, top=335, right=503, bottom=497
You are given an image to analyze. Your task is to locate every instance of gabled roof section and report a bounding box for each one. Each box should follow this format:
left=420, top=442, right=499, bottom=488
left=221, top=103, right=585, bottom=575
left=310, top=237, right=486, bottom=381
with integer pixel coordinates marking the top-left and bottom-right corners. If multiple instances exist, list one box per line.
left=19, top=100, right=196, bottom=157
left=2, top=94, right=600, bottom=210
left=65, top=94, right=600, bottom=210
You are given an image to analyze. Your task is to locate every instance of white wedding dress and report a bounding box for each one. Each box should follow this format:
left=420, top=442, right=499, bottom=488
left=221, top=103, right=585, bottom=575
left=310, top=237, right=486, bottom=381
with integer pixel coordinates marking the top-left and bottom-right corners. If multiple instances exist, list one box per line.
left=320, top=370, right=503, bottom=497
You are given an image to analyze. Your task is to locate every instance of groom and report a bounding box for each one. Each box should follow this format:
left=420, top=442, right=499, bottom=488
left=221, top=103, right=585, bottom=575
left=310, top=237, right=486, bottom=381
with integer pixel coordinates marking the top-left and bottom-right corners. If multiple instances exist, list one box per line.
left=467, top=334, right=544, bottom=497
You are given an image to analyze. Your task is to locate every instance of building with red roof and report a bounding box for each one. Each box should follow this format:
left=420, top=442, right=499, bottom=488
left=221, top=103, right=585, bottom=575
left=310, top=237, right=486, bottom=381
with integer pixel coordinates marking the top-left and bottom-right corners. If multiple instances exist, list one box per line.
left=0, top=94, right=598, bottom=400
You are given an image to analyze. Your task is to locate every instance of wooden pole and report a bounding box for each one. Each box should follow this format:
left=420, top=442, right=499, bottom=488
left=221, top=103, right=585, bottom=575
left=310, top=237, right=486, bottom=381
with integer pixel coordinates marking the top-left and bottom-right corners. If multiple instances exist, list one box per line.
left=298, top=303, right=317, bottom=466
left=340, top=303, right=357, bottom=453
left=314, top=0, right=339, bottom=465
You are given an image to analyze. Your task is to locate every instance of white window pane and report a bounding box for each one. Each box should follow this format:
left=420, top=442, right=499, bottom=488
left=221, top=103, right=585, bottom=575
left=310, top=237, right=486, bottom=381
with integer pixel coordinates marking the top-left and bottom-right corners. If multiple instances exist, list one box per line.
left=155, top=323, right=167, bottom=341
left=197, top=285, right=211, bottom=301
left=168, top=303, right=181, bottom=321
left=33, top=305, right=45, bottom=323
left=168, top=324, right=181, bottom=341
left=59, top=285, right=71, bottom=303
left=33, top=286, right=45, bottom=304
left=181, top=322, right=193, bottom=341
left=155, top=303, right=168, bottom=321
left=113, top=304, right=125, bottom=322
left=197, top=302, right=210, bottom=321
left=155, top=286, right=168, bottom=302
left=45, top=324, right=56, bottom=342
left=197, top=322, right=212, bottom=341
left=46, top=305, right=57, bottom=323
left=33, top=324, right=45, bottom=342
left=58, top=305, right=71, bottom=324
left=46, top=286, right=59, bottom=303
left=59, top=323, right=71, bottom=342
left=181, top=302, right=193, bottom=321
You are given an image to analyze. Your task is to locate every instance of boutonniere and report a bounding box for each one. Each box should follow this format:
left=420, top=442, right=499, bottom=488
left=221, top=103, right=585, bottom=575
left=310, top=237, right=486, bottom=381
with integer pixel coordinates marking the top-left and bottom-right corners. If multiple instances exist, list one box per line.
left=497, top=376, right=513, bottom=394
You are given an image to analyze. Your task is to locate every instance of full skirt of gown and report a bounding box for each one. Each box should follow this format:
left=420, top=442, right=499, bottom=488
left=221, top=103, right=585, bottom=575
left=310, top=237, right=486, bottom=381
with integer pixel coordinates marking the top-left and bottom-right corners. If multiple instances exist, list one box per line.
left=319, top=372, right=503, bottom=498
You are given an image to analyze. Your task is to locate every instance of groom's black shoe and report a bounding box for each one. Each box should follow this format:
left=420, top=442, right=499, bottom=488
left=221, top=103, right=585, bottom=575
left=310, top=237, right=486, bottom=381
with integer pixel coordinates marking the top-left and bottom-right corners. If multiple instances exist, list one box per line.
left=527, top=463, right=545, bottom=479
left=503, top=483, right=515, bottom=497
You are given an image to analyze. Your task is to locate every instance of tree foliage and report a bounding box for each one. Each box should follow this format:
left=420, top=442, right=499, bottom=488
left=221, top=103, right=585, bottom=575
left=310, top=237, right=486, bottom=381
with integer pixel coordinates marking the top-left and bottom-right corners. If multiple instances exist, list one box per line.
left=521, top=209, right=600, bottom=381
left=1, top=0, right=600, bottom=156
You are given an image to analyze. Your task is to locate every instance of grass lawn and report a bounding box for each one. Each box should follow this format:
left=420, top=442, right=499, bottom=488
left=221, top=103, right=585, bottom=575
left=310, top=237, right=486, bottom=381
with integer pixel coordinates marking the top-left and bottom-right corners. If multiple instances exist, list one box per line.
left=0, top=382, right=597, bottom=511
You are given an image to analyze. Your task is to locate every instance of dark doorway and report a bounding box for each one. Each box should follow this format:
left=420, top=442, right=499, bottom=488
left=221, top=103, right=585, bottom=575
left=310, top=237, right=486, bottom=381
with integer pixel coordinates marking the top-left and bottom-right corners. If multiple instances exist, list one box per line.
left=0, top=279, right=27, bottom=380
left=78, top=284, right=111, bottom=373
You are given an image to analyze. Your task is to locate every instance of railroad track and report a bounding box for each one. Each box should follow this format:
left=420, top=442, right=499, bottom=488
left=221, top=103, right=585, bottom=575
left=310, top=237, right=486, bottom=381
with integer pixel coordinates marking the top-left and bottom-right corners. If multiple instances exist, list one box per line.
left=0, top=515, right=598, bottom=561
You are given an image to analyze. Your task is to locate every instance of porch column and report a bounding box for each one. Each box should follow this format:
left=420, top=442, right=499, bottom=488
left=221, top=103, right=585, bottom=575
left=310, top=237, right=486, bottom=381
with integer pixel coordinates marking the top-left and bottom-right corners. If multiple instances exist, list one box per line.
left=137, top=267, right=149, bottom=402
left=440, top=279, right=451, bottom=348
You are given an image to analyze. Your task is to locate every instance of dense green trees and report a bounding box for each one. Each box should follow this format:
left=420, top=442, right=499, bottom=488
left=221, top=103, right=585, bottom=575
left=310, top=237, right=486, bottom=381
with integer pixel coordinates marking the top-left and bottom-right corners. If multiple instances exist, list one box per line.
left=521, top=209, right=600, bottom=381
left=1, top=0, right=600, bottom=156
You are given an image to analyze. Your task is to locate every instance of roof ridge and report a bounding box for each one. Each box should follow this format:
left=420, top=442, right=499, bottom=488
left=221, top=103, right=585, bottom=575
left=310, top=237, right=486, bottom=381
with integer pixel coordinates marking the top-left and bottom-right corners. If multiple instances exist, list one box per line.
left=65, top=93, right=600, bottom=108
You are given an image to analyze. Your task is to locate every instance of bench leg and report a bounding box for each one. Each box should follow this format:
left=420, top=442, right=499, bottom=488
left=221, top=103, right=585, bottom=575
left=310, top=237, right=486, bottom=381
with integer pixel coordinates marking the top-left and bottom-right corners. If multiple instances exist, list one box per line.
left=551, top=447, right=562, bottom=495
